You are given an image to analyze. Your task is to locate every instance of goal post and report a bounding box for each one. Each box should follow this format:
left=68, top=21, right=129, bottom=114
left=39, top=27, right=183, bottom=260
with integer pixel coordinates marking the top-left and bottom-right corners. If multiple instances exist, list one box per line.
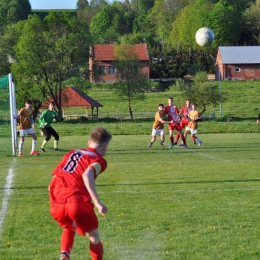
left=9, top=73, right=18, bottom=156
left=0, top=73, right=18, bottom=156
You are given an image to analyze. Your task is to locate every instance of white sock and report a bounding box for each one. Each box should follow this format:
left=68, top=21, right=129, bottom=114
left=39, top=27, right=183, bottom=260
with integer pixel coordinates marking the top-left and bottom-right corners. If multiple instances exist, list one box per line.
left=19, top=141, right=23, bottom=154
left=32, top=139, right=37, bottom=152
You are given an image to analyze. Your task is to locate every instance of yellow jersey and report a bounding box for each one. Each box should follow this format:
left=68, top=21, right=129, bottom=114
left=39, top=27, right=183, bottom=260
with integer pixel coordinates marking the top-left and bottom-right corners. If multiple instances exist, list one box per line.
left=187, top=110, right=199, bottom=129
left=19, top=107, right=33, bottom=130
left=152, top=111, right=165, bottom=130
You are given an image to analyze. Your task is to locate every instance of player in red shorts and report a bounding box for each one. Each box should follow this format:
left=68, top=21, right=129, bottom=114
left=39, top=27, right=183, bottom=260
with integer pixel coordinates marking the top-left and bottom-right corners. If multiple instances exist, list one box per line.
left=49, top=127, right=112, bottom=260
left=164, top=97, right=188, bottom=149
left=175, top=99, right=192, bottom=145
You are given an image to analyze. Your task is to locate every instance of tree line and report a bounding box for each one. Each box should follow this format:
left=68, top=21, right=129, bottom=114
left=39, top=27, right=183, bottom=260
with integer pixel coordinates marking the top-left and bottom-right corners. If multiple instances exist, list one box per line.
left=0, top=0, right=258, bottom=118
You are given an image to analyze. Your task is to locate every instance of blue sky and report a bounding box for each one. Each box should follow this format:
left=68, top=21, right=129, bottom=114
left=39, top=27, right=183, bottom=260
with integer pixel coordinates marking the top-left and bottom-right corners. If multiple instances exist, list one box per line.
left=30, top=0, right=77, bottom=9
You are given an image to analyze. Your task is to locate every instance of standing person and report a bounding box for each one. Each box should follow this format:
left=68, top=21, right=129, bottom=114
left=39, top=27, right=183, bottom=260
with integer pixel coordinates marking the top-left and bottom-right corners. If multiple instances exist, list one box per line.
left=164, top=97, right=188, bottom=149
left=184, top=102, right=202, bottom=146
left=148, top=104, right=173, bottom=149
left=39, top=101, right=63, bottom=152
left=49, top=127, right=112, bottom=260
left=175, top=99, right=192, bottom=145
left=16, top=99, right=40, bottom=156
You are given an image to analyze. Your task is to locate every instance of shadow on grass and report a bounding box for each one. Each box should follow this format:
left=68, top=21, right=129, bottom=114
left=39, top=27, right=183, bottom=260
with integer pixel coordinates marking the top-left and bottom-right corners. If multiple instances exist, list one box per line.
left=2, top=178, right=260, bottom=190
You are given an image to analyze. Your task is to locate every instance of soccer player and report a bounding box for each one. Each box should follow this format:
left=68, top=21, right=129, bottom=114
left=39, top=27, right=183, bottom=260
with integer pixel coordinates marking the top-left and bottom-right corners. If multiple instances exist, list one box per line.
left=164, top=97, right=187, bottom=149
left=184, top=102, right=202, bottom=146
left=16, top=99, right=39, bottom=156
left=39, top=101, right=63, bottom=152
left=175, top=99, right=192, bottom=145
left=49, top=127, right=112, bottom=260
left=148, top=104, right=173, bottom=149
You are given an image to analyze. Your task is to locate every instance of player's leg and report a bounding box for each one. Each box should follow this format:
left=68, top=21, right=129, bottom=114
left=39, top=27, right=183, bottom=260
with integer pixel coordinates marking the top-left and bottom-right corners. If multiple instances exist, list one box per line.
left=69, top=201, right=102, bottom=260
left=40, top=127, right=51, bottom=152
left=193, top=132, right=202, bottom=146
left=169, top=128, right=174, bottom=144
left=60, top=228, right=76, bottom=260
left=18, top=131, right=25, bottom=156
left=148, top=129, right=157, bottom=149
left=180, top=130, right=187, bottom=148
left=30, top=132, right=40, bottom=155
left=168, top=127, right=174, bottom=149
left=175, top=132, right=180, bottom=145
left=50, top=202, right=75, bottom=260
left=86, top=229, right=103, bottom=260
left=159, top=129, right=165, bottom=146
left=178, top=128, right=187, bottom=148
left=49, top=127, right=60, bottom=150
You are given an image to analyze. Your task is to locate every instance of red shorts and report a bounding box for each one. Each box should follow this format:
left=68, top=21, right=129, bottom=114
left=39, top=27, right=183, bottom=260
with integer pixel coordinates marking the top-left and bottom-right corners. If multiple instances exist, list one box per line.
left=180, top=118, right=189, bottom=129
left=169, top=123, right=182, bottom=131
left=50, top=201, right=98, bottom=236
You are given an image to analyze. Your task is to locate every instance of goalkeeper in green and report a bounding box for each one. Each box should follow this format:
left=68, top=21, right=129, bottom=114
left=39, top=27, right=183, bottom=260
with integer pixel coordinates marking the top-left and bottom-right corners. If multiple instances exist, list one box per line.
left=39, top=101, right=63, bottom=152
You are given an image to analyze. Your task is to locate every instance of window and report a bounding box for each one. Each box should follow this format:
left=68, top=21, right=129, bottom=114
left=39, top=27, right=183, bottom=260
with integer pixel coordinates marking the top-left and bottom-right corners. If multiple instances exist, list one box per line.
left=98, top=66, right=106, bottom=75
left=108, top=66, right=116, bottom=75
left=234, top=68, right=241, bottom=72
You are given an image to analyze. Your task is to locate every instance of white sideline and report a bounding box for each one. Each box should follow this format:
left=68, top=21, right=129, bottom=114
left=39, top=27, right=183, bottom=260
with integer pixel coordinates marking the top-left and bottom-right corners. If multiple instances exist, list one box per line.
left=0, top=160, right=15, bottom=236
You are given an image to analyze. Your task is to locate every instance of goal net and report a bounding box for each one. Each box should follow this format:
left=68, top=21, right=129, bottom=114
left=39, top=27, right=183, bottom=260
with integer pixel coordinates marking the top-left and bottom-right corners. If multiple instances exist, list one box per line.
left=0, top=74, right=17, bottom=156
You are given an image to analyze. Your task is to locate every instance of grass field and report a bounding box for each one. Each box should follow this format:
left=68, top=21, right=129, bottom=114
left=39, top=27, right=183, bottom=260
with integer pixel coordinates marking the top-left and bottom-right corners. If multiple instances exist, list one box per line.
left=0, top=133, right=260, bottom=259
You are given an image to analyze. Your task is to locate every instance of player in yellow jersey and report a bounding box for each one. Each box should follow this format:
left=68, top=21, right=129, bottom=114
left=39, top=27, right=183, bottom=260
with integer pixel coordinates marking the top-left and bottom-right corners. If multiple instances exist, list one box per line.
left=148, top=104, right=173, bottom=149
left=16, top=100, right=40, bottom=156
left=184, top=103, right=202, bottom=146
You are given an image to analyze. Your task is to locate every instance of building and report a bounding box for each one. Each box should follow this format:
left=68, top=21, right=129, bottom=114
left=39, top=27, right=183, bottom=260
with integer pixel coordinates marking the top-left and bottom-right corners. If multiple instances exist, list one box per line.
left=41, top=87, right=103, bottom=119
left=216, top=46, right=260, bottom=80
left=89, top=44, right=150, bottom=83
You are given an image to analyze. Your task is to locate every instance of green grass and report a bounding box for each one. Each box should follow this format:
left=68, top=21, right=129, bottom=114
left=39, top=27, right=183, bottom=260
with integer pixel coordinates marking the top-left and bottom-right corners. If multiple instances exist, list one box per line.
left=0, top=133, right=260, bottom=259
left=63, top=80, right=260, bottom=120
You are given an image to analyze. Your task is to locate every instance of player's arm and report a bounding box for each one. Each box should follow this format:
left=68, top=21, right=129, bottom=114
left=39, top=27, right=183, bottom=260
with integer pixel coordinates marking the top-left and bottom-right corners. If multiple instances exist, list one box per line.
left=39, top=111, right=48, bottom=127
left=82, top=166, right=108, bottom=216
left=30, top=115, right=35, bottom=129
left=159, top=118, right=173, bottom=124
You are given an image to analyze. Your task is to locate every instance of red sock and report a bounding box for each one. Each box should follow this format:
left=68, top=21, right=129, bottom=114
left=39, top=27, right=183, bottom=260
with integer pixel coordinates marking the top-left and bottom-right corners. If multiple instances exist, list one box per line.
left=170, top=136, right=174, bottom=144
left=181, top=135, right=187, bottom=146
left=90, top=241, right=103, bottom=260
left=60, top=229, right=75, bottom=255
left=192, top=137, right=196, bottom=143
left=176, top=132, right=180, bottom=143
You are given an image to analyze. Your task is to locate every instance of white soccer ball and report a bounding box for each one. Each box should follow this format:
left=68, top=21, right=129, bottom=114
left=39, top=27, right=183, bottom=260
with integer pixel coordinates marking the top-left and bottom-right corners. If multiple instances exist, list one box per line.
left=195, top=27, right=215, bottom=47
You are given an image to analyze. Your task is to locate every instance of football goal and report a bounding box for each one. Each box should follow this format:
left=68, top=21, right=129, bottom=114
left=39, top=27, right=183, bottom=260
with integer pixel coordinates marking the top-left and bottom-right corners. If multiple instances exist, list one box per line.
left=0, top=73, right=17, bottom=156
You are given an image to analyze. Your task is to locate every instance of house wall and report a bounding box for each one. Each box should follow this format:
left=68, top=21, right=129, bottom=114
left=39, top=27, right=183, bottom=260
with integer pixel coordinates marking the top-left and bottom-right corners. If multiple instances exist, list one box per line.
left=216, top=48, right=260, bottom=80
left=90, top=60, right=150, bottom=83
left=225, top=64, right=260, bottom=80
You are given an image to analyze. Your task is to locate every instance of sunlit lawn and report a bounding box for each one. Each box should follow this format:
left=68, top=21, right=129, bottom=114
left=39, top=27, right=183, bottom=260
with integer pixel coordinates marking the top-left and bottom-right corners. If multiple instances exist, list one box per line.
left=0, top=133, right=260, bottom=259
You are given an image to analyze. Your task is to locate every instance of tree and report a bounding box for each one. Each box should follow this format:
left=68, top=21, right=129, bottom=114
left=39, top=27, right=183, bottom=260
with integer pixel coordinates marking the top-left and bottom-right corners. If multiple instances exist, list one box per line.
left=183, top=71, right=222, bottom=116
left=242, top=2, right=260, bottom=45
left=0, top=0, right=31, bottom=34
left=10, top=13, right=90, bottom=117
left=113, top=43, right=150, bottom=119
left=77, top=0, right=89, bottom=10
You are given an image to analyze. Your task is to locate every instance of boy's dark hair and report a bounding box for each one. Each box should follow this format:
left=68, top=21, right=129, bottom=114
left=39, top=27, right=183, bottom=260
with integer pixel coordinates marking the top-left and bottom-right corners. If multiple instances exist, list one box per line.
left=158, top=104, right=164, bottom=107
left=168, top=97, right=173, bottom=100
left=90, top=127, right=112, bottom=144
left=192, top=102, right=197, bottom=106
left=49, top=101, right=55, bottom=106
left=25, top=99, right=32, bottom=104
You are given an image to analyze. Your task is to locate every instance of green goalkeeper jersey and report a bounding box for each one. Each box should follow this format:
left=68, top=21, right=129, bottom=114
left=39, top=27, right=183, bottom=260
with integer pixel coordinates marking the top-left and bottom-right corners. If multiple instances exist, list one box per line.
left=39, top=109, right=62, bottom=128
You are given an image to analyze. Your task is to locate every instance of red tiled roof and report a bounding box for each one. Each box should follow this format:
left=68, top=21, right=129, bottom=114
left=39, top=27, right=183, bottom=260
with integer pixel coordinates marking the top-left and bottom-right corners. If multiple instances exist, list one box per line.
left=41, top=87, right=103, bottom=108
left=92, top=44, right=149, bottom=61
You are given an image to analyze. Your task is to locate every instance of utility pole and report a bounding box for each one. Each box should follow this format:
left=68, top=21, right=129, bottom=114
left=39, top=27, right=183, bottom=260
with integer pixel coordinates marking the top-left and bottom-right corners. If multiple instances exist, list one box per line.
left=209, top=54, right=222, bottom=117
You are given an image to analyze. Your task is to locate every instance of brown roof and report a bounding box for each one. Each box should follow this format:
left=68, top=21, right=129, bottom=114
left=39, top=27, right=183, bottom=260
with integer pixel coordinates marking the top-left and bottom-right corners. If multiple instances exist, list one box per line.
left=92, top=44, right=149, bottom=61
left=42, top=87, right=103, bottom=108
